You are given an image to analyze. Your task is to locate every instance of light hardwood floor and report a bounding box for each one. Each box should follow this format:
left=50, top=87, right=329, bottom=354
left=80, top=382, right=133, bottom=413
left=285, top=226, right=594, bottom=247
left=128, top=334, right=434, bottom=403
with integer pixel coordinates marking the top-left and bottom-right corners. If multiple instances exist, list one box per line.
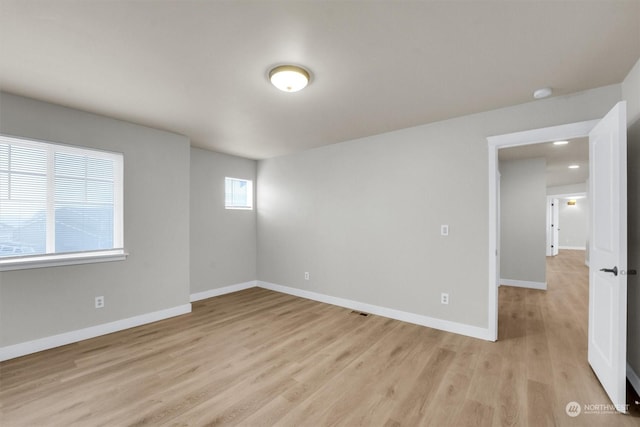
left=1, top=250, right=639, bottom=426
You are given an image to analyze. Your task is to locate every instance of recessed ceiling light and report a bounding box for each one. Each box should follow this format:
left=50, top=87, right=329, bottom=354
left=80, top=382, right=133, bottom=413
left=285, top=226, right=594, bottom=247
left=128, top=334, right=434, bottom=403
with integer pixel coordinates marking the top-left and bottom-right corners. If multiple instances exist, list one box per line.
left=569, top=164, right=580, bottom=169
left=533, top=87, right=553, bottom=99
left=269, top=65, right=310, bottom=92
left=553, top=140, right=569, bottom=145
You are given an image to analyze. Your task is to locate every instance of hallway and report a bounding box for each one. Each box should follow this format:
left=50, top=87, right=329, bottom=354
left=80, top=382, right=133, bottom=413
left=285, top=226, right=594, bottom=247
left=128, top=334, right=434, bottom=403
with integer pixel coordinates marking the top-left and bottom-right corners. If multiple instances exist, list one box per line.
left=498, top=249, right=640, bottom=424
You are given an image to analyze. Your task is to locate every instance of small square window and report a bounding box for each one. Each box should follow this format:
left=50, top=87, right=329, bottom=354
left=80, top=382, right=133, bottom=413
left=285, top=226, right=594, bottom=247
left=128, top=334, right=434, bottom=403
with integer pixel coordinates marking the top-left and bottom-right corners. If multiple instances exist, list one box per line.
left=225, top=177, right=253, bottom=210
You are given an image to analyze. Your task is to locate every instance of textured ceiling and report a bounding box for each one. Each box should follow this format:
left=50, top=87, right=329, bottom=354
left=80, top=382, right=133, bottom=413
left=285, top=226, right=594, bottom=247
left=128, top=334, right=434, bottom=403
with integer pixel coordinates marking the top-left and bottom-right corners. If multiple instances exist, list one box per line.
left=0, top=1, right=638, bottom=159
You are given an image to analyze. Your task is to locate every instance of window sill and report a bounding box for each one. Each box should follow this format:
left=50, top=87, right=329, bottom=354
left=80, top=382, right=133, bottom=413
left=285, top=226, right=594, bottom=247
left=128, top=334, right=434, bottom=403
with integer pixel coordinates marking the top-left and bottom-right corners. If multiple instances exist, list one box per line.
left=0, top=249, right=128, bottom=272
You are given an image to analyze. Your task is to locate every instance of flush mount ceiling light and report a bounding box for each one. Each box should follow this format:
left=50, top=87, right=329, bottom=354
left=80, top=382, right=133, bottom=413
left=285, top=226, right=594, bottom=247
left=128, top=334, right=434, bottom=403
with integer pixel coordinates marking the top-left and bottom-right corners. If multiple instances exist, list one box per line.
left=533, top=87, right=553, bottom=99
left=269, top=65, right=310, bottom=92
left=553, top=140, right=569, bottom=145
left=569, top=164, right=580, bottom=169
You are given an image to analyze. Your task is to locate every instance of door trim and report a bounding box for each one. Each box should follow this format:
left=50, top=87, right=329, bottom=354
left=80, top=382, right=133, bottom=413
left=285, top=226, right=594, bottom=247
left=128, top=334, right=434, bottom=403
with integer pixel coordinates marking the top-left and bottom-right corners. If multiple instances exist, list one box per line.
left=486, top=119, right=599, bottom=341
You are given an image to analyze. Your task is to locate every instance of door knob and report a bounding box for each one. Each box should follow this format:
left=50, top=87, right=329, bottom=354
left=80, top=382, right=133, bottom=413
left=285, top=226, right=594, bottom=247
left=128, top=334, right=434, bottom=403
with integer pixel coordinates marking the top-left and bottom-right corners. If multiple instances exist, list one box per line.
left=600, top=266, right=618, bottom=276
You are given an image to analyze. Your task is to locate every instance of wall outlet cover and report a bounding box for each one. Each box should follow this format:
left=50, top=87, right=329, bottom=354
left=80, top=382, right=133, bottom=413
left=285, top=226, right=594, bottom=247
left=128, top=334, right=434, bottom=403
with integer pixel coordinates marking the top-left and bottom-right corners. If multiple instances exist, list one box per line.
left=95, top=296, right=105, bottom=309
left=441, top=293, right=449, bottom=305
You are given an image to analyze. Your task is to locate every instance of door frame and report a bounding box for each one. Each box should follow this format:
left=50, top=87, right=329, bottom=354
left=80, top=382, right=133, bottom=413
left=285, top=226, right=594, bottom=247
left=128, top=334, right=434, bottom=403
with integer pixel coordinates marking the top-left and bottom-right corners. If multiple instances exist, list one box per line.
left=486, top=119, right=599, bottom=341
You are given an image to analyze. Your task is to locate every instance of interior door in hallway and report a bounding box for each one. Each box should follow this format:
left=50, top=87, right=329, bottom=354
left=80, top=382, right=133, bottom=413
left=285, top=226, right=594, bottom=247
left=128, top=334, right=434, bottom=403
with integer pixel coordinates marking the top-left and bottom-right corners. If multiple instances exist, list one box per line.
left=588, top=101, right=628, bottom=413
left=546, top=197, right=559, bottom=256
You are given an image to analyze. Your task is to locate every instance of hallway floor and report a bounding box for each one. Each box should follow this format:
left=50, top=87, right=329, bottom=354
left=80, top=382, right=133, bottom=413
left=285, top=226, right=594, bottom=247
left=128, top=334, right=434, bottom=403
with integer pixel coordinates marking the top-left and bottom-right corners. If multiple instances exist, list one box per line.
left=499, top=249, right=640, bottom=424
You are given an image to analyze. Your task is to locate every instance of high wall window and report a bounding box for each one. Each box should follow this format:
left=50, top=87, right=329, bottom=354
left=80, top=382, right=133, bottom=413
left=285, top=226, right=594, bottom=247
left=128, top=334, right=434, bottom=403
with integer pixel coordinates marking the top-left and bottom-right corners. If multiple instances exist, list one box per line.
left=0, top=135, right=125, bottom=270
left=225, top=177, right=253, bottom=210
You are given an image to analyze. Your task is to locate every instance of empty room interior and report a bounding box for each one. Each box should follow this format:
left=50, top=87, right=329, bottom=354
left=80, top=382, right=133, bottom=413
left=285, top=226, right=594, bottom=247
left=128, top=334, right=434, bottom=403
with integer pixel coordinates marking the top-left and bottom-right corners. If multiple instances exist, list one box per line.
left=1, top=1, right=640, bottom=426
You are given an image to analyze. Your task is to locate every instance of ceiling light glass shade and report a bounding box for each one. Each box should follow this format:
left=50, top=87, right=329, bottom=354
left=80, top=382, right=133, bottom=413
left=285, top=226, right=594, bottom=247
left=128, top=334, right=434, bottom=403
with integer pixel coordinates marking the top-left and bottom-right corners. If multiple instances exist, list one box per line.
left=533, top=87, right=552, bottom=99
left=269, top=65, right=310, bottom=92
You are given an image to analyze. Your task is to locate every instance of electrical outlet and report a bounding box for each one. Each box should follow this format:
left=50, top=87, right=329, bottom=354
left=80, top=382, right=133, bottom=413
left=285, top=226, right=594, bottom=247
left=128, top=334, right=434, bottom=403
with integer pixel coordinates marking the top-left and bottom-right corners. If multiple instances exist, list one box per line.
left=441, top=293, right=449, bottom=305
left=95, top=296, right=105, bottom=309
left=304, top=272, right=310, bottom=280
left=441, top=225, right=449, bottom=236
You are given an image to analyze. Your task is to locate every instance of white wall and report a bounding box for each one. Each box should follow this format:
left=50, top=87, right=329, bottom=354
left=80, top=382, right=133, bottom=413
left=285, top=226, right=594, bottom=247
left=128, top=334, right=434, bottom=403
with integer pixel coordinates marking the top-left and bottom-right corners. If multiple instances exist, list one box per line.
left=499, top=158, right=547, bottom=284
left=557, top=197, right=588, bottom=250
left=547, top=182, right=587, bottom=195
left=0, top=65, right=634, bottom=357
left=190, top=148, right=257, bottom=294
left=622, top=58, right=640, bottom=126
left=257, top=84, right=621, bottom=331
left=0, top=92, right=191, bottom=348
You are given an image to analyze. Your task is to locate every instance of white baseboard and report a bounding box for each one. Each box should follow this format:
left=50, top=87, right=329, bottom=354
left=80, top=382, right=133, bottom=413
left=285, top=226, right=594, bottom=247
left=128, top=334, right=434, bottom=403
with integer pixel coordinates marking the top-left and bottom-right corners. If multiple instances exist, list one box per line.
left=628, top=362, right=640, bottom=396
left=0, top=303, right=192, bottom=362
left=1, top=278, right=499, bottom=361
left=559, top=246, right=587, bottom=251
left=190, top=280, right=257, bottom=302
left=500, top=278, right=547, bottom=290
left=257, top=281, right=493, bottom=341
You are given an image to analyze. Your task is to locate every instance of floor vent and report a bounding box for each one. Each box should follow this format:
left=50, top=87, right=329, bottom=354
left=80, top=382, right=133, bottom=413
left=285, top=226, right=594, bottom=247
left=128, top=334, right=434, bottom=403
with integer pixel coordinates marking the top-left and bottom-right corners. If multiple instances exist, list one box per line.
left=351, top=310, right=370, bottom=317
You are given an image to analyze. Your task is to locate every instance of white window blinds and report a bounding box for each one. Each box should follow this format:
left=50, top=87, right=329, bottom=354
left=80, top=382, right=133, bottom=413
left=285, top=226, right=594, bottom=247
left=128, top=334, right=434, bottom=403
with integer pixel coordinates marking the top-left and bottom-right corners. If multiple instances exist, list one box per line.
left=0, top=143, right=47, bottom=256
left=0, top=135, right=123, bottom=259
left=225, top=177, right=253, bottom=210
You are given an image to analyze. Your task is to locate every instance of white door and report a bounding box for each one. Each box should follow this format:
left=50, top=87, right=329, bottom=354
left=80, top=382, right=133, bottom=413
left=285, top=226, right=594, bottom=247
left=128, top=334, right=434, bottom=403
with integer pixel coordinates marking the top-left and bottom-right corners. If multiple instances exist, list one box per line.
left=588, top=101, right=627, bottom=412
left=552, top=199, right=559, bottom=256
left=546, top=198, right=559, bottom=256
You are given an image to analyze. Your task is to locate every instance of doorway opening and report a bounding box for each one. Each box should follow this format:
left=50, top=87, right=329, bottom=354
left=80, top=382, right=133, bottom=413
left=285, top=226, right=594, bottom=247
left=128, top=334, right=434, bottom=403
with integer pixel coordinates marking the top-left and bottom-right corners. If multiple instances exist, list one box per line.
left=487, top=102, right=629, bottom=412
left=487, top=119, right=598, bottom=340
left=497, top=137, right=589, bottom=291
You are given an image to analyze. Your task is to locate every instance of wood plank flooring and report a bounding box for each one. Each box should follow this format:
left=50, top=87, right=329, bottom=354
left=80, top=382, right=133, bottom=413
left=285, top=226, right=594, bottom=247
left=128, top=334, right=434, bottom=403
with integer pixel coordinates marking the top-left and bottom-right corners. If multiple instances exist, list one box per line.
left=1, top=250, right=639, bottom=426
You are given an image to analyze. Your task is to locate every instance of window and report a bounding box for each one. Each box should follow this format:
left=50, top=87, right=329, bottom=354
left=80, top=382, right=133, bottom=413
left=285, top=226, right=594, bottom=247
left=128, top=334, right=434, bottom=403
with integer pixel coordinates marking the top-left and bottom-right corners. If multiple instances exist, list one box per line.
left=0, top=135, right=125, bottom=270
left=225, top=177, right=253, bottom=210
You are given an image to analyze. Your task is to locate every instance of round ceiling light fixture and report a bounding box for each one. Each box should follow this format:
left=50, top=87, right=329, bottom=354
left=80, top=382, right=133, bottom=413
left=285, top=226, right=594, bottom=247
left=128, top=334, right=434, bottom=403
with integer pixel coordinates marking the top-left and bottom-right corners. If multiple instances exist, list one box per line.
left=533, top=87, right=553, bottom=99
left=269, top=65, right=310, bottom=92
